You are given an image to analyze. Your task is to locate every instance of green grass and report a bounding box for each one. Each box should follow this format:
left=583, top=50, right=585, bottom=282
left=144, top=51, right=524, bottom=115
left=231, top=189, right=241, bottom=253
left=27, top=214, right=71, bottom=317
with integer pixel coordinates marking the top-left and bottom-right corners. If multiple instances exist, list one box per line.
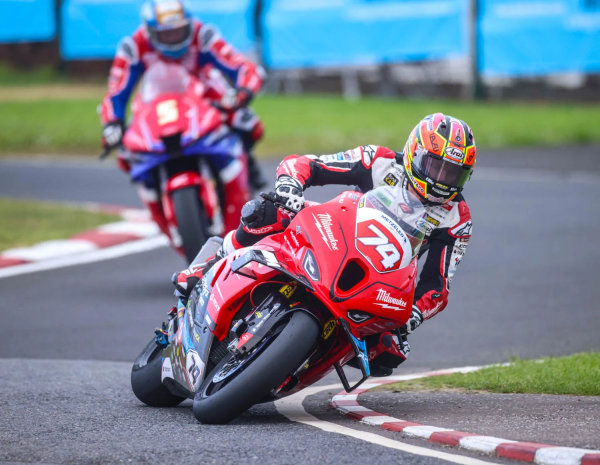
left=0, top=197, right=120, bottom=252
left=377, top=352, right=600, bottom=396
left=0, top=64, right=64, bottom=87
left=0, top=94, right=599, bottom=156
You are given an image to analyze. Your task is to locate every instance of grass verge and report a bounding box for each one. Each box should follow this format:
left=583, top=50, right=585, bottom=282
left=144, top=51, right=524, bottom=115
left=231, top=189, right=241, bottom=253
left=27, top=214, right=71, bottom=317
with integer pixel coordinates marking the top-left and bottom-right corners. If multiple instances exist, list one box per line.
left=377, top=352, right=600, bottom=396
left=1, top=92, right=600, bottom=157
left=0, top=198, right=120, bottom=252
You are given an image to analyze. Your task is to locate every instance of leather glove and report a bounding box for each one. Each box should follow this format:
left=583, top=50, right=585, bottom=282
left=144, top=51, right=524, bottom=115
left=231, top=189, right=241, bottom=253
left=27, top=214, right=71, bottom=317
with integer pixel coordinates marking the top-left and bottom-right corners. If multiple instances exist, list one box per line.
left=219, top=87, right=253, bottom=112
left=274, top=175, right=305, bottom=212
left=102, top=121, right=124, bottom=149
left=399, top=305, right=423, bottom=336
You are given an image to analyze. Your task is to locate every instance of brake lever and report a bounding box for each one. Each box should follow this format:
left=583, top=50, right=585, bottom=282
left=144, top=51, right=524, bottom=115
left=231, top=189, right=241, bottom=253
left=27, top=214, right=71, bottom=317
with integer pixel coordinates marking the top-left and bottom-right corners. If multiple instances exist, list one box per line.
left=260, top=192, right=300, bottom=216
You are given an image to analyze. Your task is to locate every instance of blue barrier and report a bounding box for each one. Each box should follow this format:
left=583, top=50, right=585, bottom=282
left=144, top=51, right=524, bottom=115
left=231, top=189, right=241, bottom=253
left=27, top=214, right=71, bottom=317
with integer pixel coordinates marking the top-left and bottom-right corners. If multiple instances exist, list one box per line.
left=480, top=0, right=600, bottom=76
left=61, top=0, right=256, bottom=60
left=0, top=0, right=56, bottom=43
left=262, top=0, right=469, bottom=69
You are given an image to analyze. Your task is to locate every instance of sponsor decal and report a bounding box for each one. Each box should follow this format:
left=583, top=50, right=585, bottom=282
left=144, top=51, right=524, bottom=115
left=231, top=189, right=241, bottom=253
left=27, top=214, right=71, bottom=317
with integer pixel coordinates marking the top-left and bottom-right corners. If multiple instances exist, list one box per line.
left=185, top=349, right=204, bottom=389
left=374, top=191, right=392, bottom=207
left=245, top=225, right=275, bottom=235
left=425, top=214, right=440, bottom=226
left=209, top=293, right=221, bottom=312
left=161, top=357, right=173, bottom=381
left=280, top=158, right=298, bottom=178
left=279, top=282, right=297, bottom=299
left=322, top=318, right=337, bottom=340
left=302, top=249, right=320, bottom=282
left=451, top=220, right=473, bottom=238
left=349, top=193, right=359, bottom=201
left=445, top=147, right=464, bottom=161
left=313, top=213, right=339, bottom=251
left=260, top=250, right=280, bottom=268
left=429, top=133, right=439, bottom=151
left=384, top=173, right=399, bottom=187
left=399, top=203, right=413, bottom=214
left=374, top=288, right=407, bottom=311
left=361, top=145, right=377, bottom=167
left=296, top=225, right=302, bottom=235
left=422, top=301, right=444, bottom=319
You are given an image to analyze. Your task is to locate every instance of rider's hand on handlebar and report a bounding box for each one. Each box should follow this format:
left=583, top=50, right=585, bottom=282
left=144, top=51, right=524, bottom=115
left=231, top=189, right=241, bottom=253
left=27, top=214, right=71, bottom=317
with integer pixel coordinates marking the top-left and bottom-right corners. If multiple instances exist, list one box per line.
left=102, top=121, right=124, bottom=149
left=399, top=305, right=423, bottom=336
left=275, top=175, right=305, bottom=212
left=219, top=87, right=254, bottom=112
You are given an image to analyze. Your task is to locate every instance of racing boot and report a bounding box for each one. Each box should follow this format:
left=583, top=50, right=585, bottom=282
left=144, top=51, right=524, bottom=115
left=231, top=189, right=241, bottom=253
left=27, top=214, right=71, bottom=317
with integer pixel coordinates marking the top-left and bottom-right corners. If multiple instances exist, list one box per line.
left=346, top=331, right=409, bottom=377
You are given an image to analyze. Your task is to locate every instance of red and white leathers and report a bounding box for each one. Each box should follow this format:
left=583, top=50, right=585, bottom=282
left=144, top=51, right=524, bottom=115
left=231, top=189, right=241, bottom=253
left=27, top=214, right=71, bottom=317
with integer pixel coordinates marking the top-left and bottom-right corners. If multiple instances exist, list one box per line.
left=100, top=20, right=262, bottom=233
left=228, top=145, right=472, bottom=322
left=100, top=20, right=264, bottom=127
left=177, top=145, right=472, bottom=370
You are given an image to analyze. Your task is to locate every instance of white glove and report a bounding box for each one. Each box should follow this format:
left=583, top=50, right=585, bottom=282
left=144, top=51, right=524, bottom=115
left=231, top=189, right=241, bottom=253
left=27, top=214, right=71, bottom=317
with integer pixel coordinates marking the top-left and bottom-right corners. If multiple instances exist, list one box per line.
left=275, top=175, right=305, bottom=212
left=102, top=122, right=123, bottom=148
left=400, top=305, right=423, bottom=336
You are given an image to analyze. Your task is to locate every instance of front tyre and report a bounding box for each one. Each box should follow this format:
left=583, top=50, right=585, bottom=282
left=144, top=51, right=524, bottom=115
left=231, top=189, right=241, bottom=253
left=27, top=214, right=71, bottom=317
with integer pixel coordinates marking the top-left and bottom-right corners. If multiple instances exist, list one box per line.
left=171, top=186, right=210, bottom=264
left=193, top=311, right=319, bottom=424
left=131, top=339, right=186, bottom=407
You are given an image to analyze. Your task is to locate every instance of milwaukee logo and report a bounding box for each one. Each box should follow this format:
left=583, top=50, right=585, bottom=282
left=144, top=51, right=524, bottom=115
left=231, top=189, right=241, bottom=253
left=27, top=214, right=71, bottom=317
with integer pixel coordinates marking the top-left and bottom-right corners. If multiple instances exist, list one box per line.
left=313, top=213, right=339, bottom=251
left=375, top=288, right=407, bottom=310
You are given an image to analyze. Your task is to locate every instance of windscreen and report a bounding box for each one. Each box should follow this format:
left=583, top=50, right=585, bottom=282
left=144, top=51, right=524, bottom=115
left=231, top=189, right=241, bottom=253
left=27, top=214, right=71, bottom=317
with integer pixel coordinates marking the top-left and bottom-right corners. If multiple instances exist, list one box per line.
left=362, top=184, right=430, bottom=261
left=139, top=62, right=190, bottom=103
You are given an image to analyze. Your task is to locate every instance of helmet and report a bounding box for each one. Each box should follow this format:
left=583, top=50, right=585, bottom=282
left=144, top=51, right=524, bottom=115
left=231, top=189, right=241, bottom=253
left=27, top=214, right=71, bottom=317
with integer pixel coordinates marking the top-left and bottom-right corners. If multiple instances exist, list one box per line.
left=141, top=0, right=193, bottom=59
left=403, top=113, right=476, bottom=204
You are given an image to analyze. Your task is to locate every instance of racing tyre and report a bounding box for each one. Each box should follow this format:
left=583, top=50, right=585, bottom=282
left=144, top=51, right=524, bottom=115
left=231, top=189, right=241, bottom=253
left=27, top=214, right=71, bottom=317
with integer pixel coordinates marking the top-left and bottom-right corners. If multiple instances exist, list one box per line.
left=131, top=339, right=186, bottom=407
left=193, top=311, right=319, bottom=424
left=172, top=186, right=210, bottom=264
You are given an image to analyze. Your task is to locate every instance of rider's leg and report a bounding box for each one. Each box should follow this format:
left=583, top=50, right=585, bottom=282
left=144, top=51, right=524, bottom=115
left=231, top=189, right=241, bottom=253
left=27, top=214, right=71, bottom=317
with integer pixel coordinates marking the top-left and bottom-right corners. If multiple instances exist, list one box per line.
left=228, top=107, right=266, bottom=191
left=212, top=155, right=251, bottom=234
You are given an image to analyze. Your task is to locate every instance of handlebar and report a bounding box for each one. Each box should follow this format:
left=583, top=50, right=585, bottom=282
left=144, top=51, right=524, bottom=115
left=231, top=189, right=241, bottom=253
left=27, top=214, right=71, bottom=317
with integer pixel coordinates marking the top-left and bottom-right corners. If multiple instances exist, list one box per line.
left=260, top=191, right=300, bottom=216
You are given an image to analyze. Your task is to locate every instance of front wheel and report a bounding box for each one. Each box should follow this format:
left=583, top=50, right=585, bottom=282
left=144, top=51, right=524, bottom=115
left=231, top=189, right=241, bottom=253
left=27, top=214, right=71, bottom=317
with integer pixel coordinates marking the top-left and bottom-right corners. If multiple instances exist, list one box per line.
left=193, top=311, right=319, bottom=424
left=171, top=186, right=210, bottom=264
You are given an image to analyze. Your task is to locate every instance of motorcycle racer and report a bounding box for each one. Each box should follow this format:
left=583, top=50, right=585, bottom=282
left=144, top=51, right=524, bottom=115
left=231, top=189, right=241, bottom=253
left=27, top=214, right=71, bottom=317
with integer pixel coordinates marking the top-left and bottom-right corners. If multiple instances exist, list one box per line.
left=100, top=0, right=267, bottom=206
left=174, top=113, right=476, bottom=376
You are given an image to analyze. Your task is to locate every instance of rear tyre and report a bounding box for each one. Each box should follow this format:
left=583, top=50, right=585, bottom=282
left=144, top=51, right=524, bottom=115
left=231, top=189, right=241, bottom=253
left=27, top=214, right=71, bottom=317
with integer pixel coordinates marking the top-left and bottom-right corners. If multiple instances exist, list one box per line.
left=193, top=311, right=319, bottom=424
left=131, top=339, right=186, bottom=407
left=172, top=186, right=210, bottom=264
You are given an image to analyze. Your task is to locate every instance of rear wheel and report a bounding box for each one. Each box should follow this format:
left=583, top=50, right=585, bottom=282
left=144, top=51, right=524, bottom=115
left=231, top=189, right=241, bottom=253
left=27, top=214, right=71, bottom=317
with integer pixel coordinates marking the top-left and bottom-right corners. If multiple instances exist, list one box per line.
left=193, top=311, right=319, bottom=424
left=131, top=339, right=186, bottom=407
left=172, top=186, right=210, bottom=264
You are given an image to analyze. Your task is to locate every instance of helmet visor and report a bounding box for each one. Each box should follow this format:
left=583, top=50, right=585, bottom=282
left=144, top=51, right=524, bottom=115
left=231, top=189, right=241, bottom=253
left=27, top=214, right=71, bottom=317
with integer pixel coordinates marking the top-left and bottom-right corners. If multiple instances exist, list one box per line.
left=413, top=149, right=472, bottom=189
left=156, top=24, right=191, bottom=46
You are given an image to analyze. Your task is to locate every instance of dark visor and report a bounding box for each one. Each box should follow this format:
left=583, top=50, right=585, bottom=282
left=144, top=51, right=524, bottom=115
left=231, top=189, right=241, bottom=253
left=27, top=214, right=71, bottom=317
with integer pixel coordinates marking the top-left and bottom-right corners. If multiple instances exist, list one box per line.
left=157, top=24, right=191, bottom=45
left=414, top=151, right=472, bottom=189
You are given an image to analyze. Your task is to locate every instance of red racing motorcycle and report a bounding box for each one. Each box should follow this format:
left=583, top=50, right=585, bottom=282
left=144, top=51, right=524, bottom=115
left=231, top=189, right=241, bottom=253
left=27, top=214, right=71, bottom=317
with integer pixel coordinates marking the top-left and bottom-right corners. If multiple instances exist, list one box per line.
left=131, top=183, right=430, bottom=423
left=102, top=62, right=247, bottom=263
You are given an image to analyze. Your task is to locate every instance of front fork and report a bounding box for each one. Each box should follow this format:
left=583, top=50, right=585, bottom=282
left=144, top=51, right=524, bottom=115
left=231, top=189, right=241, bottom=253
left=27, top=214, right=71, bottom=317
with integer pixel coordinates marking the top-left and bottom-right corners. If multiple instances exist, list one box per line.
left=333, top=319, right=371, bottom=392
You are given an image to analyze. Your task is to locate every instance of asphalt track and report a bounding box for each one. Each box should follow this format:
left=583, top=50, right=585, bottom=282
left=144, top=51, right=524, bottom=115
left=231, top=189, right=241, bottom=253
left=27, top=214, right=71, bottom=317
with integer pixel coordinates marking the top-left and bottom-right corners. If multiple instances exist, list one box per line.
left=1, top=146, right=600, bottom=464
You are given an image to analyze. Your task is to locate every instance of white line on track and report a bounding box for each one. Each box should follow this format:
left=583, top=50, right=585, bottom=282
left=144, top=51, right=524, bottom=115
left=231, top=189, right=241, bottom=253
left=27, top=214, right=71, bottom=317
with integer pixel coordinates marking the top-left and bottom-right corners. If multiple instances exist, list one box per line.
left=275, top=384, right=496, bottom=465
left=0, top=236, right=169, bottom=279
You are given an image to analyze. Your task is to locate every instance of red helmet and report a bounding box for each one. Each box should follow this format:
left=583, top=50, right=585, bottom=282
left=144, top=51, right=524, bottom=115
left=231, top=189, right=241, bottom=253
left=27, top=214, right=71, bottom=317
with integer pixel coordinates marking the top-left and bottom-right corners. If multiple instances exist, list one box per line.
left=403, top=113, right=476, bottom=204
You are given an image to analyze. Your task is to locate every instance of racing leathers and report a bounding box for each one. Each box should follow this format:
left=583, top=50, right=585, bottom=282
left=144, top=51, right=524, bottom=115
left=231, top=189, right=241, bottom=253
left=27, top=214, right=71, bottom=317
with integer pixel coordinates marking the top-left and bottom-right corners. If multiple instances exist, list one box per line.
left=100, top=20, right=265, bottom=231
left=177, top=145, right=473, bottom=372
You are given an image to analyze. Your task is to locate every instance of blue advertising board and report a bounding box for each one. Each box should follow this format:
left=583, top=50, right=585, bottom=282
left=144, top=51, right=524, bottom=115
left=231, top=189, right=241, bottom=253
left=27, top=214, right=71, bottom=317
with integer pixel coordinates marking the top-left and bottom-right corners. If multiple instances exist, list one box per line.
left=480, top=0, right=600, bottom=76
left=0, top=0, right=56, bottom=43
left=61, top=0, right=256, bottom=60
left=262, top=0, right=469, bottom=69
